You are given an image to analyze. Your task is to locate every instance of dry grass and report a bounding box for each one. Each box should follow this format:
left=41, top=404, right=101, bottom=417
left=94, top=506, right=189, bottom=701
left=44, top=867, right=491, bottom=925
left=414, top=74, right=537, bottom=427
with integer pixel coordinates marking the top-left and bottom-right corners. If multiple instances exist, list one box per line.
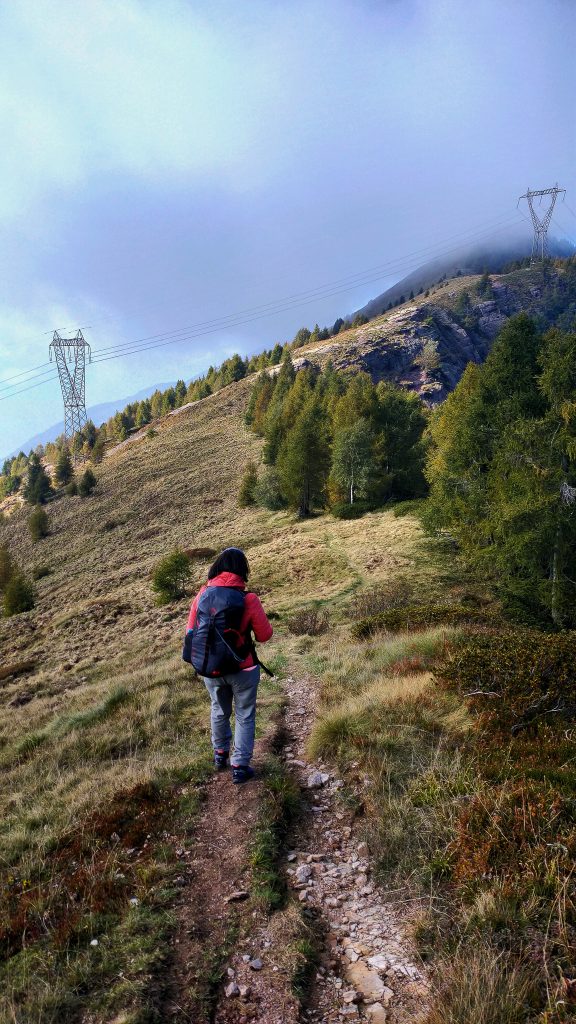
left=0, top=376, right=445, bottom=1021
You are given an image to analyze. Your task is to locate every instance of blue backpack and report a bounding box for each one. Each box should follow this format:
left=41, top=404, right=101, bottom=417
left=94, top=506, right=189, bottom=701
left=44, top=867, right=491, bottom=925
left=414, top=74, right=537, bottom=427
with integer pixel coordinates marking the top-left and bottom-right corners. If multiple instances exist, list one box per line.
left=182, top=586, right=251, bottom=678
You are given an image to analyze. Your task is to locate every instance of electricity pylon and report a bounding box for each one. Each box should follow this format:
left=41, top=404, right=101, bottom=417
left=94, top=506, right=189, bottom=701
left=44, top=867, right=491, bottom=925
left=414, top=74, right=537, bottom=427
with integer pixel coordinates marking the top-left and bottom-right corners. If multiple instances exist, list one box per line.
left=49, top=329, right=92, bottom=450
left=518, top=184, right=565, bottom=262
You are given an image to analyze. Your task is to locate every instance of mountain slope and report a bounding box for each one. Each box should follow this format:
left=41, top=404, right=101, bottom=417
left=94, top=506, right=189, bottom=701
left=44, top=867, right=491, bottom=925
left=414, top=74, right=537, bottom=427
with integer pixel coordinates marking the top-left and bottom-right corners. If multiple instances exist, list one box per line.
left=353, top=235, right=575, bottom=321
left=298, top=258, right=576, bottom=402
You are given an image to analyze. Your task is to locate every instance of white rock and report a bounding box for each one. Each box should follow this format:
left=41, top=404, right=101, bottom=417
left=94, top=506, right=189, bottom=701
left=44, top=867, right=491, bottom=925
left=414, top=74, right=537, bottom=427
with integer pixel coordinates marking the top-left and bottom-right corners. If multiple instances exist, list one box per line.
left=250, top=958, right=263, bottom=970
left=225, top=982, right=240, bottom=998
left=90, top=939, right=99, bottom=947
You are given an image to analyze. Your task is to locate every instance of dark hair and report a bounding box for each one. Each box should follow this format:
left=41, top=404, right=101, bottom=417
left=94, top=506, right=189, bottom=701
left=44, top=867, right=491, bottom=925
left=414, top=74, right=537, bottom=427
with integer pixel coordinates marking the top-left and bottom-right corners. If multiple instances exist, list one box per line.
left=207, top=547, right=250, bottom=582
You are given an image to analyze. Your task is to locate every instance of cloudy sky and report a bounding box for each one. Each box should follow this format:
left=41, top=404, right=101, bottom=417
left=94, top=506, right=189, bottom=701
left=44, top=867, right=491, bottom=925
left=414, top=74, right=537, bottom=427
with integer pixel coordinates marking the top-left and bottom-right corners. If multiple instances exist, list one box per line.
left=1, top=0, right=575, bottom=454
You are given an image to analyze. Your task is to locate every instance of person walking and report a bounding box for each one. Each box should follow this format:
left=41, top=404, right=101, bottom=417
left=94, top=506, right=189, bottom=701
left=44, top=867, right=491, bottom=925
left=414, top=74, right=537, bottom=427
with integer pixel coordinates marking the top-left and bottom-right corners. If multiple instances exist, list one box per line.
left=184, top=547, right=273, bottom=784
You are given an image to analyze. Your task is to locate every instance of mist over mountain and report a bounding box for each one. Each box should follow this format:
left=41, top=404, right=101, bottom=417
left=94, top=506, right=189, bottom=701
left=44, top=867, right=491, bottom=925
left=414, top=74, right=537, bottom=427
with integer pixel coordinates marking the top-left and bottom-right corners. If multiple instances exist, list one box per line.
left=353, top=234, right=575, bottom=321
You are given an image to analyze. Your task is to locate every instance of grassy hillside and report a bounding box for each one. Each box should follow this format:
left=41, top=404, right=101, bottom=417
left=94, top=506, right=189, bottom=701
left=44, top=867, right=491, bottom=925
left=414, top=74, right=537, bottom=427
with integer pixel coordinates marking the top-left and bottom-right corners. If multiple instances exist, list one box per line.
left=0, top=378, right=457, bottom=1021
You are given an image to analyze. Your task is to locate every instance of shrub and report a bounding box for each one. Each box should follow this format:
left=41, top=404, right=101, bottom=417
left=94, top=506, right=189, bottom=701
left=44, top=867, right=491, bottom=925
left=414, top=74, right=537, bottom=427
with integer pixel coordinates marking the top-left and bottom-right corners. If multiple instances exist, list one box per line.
left=65, top=480, right=78, bottom=496
left=351, top=603, right=492, bottom=639
left=3, top=573, right=35, bottom=616
left=254, top=468, right=286, bottom=511
left=437, top=627, right=576, bottom=733
left=78, top=467, right=96, bottom=497
left=238, top=460, right=258, bottom=507
left=151, top=550, right=192, bottom=604
left=32, top=565, right=53, bottom=580
left=350, top=578, right=414, bottom=620
left=286, top=607, right=329, bottom=636
left=29, top=505, right=49, bottom=542
left=331, top=500, right=373, bottom=520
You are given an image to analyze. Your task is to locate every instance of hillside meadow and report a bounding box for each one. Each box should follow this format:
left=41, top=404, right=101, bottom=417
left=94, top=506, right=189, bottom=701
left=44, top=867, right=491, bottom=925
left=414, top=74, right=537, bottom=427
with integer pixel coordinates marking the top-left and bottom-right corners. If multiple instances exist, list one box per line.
left=0, top=379, right=458, bottom=1022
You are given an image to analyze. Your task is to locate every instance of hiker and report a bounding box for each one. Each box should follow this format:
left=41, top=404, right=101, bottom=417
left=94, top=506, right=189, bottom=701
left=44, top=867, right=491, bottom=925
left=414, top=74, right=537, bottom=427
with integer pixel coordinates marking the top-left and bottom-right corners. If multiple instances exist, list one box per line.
left=184, top=547, right=273, bottom=784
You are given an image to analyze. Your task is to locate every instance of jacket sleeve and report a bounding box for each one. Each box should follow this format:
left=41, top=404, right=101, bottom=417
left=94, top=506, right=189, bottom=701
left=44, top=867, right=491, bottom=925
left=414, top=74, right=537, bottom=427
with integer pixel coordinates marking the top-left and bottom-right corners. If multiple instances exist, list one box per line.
left=247, top=593, right=273, bottom=643
left=187, top=586, right=205, bottom=631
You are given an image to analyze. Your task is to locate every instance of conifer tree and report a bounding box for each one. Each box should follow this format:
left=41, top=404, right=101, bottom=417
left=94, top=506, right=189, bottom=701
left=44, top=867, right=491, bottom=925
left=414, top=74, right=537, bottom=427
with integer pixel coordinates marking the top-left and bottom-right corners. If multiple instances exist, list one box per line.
left=23, top=453, right=52, bottom=505
left=277, top=396, right=330, bottom=516
left=238, top=461, right=258, bottom=507
left=91, top=433, right=106, bottom=464
left=0, top=543, right=14, bottom=591
left=4, top=572, right=35, bottom=616
left=55, top=446, right=74, bottom=487
left=29, top=504, right=50, bottom=541
left=78, top=467, right=97, bottom=497
left=263, top=352, right=296, bottom=464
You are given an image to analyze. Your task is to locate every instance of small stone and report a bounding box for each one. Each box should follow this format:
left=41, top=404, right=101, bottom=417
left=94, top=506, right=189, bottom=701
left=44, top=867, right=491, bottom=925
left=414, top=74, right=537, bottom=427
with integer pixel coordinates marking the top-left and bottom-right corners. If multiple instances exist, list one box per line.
left=357, top=842, right=369, bottom=857
left=367, top=955, right=389, bottom=972
left=307, top=771, right=325, bottom=788
left=250, top=958, right=263, bottom=970
left=242, top=954, right=251, bottom=962
left=287, top=852, right=297, bottom=862
left=342, top=989, right=358, bottom=1003
left=295, top=864, right=313, bottom=883
left=365, top=1003, right=387, bottom=1023
left=225, top=981, right=240, bottom=998
left=239, top=984, right=252, bottom=998
left=225, top=890, right=249, bottom=903
left=226, top=967, right=236, bottom=978
left=299, top=890, right=310, bottom=902
left=90, top=938, right=99, bottom=946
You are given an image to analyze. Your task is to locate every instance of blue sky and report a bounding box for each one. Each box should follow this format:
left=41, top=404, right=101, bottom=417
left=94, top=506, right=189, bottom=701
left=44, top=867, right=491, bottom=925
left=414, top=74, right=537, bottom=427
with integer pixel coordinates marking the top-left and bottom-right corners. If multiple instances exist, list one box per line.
left=1, top=0, right=575, bottom=454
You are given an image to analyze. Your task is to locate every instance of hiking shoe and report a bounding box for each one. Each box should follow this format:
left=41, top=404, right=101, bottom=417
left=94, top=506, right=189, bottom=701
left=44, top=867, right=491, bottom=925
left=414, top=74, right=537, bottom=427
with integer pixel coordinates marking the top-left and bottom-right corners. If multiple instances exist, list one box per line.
left=231, top=765, right=255, bottom=784
left=214, top=749, right=229, bottom=770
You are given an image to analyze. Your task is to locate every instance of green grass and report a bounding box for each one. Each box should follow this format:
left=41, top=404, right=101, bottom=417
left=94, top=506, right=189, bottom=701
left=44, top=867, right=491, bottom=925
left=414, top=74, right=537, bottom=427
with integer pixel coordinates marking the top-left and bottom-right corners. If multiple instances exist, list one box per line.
left=250, top=756, right=301, bottom=913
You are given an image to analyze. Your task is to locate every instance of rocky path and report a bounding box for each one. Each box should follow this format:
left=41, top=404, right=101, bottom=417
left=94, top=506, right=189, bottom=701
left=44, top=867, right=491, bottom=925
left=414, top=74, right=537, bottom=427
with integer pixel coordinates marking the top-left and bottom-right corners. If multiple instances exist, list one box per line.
left=207, top=671, right=429, bottom=1023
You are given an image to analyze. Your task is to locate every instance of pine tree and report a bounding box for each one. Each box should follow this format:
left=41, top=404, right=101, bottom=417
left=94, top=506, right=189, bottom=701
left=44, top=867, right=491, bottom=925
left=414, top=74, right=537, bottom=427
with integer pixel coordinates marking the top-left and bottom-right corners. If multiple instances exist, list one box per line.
left=174, top=380, right=187, bottom=406
left=29, top=504, right=50, bottom=541
left=0, top=544, right=14, bottom=591
left=277, top=396, right=330, bottom=516
left=263, top=353, right=296, bottom=464
left=23, top=453, right=52, bottom=505
left=238, top=461, right=258, bottom=507
left=55, top=446, right=74, bottom=487
left=91, top=433, right=106, bottom=464
left=3, top=573, right=35, bottom=616
left=78, top=467, right=97, bottom=497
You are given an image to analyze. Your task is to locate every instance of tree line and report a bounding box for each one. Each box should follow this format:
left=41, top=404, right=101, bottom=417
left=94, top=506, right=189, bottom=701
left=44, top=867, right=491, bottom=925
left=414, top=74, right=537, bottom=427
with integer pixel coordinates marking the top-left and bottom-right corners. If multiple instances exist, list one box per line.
left=241, top=354, right=428, bottom=517
left=425, top=313, right=576, bottom=628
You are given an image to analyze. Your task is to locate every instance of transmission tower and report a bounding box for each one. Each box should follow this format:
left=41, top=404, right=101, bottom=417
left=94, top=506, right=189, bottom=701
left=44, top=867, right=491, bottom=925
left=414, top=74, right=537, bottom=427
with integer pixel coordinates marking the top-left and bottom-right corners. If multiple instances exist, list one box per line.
left=49, top=329, right=92, bottom=449
left=518, top=184, right=565, bottom=262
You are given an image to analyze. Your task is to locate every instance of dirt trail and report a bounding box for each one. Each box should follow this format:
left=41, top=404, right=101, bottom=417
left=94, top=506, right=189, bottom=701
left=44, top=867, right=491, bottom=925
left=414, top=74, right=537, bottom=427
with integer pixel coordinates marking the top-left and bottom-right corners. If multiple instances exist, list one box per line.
left=166, top=672, right=429, bottom=1023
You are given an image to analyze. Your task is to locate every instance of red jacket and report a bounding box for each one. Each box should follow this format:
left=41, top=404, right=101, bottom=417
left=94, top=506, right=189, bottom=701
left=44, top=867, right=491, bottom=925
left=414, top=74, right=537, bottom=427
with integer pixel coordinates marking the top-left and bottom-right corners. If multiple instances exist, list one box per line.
left=187, top=571, right=273, bottom=670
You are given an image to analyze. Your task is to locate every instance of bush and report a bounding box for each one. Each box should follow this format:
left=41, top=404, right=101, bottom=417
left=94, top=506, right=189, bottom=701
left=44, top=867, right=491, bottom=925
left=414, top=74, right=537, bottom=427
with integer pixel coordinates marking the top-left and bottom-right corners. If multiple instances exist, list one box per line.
left=238, top=460, right=258, bottom=507
left=78, top=467, right=96, bottom=497
left=32, top=565, right=53, bottom=580
left=151, top=550, right=192, bottom=604
left=331, top=500, right=373, bottom=520
left=4, top=573, right=35, bottom=616
left=254, top=468, right=286, bottom=511
left=65, top=479, right=78, bottom=496
left=286, top=607, right=329, bottom=636
left=350, top=578, right=414, bottom=619
left=351, top=603, right=493, bottom=639
left=437, top=627, right=576, bottom=733
left=29, top=505, right=49, bottom=541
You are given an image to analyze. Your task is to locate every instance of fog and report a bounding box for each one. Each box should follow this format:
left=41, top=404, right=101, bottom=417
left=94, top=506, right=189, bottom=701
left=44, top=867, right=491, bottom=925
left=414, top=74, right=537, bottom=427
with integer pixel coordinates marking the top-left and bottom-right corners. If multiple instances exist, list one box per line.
left=1, top=0, right=575, bottom=453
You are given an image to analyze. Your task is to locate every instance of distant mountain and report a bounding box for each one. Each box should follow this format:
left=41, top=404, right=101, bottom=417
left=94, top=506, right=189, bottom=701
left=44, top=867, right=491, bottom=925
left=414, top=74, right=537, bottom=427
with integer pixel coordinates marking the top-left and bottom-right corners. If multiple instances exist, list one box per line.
left=353, top=235, right=575, bottom=321
left=8, top=382, right=175, bottom=457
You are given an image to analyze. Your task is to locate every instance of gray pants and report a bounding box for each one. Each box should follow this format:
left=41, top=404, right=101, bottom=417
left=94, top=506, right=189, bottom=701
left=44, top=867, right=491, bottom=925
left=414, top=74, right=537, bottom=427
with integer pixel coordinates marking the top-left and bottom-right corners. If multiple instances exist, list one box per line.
left=203, top=666, right=260, bottom=767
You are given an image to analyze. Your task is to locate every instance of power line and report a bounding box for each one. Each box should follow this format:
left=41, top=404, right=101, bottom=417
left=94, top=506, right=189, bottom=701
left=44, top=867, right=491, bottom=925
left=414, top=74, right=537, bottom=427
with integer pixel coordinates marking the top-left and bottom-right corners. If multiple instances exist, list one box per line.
left=0, top=210, right=526, bottom=404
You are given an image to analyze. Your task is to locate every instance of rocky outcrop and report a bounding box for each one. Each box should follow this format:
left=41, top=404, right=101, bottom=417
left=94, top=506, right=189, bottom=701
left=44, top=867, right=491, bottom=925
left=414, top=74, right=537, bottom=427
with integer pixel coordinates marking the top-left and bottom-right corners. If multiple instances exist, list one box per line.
left=302, top=262, right=576, bottom=404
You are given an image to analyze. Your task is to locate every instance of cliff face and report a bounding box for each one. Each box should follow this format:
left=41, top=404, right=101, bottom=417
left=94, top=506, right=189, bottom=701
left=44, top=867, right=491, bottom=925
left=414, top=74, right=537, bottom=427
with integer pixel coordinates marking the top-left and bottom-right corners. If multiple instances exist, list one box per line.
left=298, top=260, right=576, bottom=403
